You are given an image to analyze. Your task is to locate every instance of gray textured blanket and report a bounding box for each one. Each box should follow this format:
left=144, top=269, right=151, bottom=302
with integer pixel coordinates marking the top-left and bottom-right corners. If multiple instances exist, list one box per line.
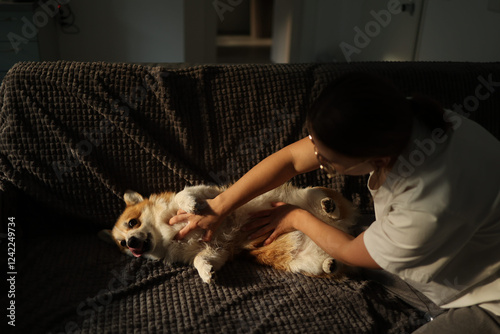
left=2, top=61, right=499, bottom=333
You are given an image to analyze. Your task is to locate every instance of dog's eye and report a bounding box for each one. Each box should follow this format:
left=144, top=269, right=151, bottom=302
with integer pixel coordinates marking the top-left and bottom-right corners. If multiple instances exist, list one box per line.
left=128, top=219, right=139, bottom=228
left=120, top=240, right=127, bottom=247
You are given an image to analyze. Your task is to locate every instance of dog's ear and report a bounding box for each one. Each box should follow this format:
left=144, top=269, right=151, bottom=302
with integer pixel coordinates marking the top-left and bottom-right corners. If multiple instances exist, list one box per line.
left=124, top=190, right=144, bottom=206
left=98, top=229, right=117, bottom=245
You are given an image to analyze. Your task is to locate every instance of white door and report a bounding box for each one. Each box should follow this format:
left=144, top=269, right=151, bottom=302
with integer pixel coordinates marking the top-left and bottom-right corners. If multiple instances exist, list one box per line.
left=341, top=0, right=423, bottom=62
left=271, top=0, right=424, bottom=63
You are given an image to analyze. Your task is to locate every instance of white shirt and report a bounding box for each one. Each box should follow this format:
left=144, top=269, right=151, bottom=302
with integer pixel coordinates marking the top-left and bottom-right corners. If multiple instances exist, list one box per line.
left=364, top=111, right=500, bottom=316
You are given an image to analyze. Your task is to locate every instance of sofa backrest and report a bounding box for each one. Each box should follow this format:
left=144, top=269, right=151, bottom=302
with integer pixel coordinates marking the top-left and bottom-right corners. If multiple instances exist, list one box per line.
left=1, top=61, right=499, bottom=227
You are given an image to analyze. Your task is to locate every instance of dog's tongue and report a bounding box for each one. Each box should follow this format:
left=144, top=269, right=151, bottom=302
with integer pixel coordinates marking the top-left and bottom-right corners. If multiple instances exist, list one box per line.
left=129, top=248, right=143, bottom=257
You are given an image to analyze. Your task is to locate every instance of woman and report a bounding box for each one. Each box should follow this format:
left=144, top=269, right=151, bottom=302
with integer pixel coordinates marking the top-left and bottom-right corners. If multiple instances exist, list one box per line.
left=169, top=73, right=500, bottom=333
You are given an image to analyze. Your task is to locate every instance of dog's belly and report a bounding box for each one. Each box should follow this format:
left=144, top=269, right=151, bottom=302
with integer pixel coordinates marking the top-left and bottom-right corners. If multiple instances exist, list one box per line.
left=111, top=183, right=356, bottom=283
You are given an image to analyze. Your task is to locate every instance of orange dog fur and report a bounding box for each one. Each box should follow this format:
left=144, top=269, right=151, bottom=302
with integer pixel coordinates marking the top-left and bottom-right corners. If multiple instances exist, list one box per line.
left=101, top=184, right=357, bottom=283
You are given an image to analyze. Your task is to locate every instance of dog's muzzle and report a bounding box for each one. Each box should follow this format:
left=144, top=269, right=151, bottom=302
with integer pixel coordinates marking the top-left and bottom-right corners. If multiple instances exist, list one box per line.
left=127, top=236, right=151, bottom=257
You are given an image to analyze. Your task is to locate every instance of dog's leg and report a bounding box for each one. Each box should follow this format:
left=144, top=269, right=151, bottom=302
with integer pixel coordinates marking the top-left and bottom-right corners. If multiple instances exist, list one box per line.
left=246, top=233, right=295, bottom=272
left=193, top=248, right=229, bottom=284
left=322, top=258, right=338, bottom=274
left=321, top=197, right=337, bottom=219
left=175, top=186, right=221, bottom=214
left=312, top=187, right=357, bottom=235
left=174, top=191, right=198, bottom=214
left=193, top=255, right=214, bottom=284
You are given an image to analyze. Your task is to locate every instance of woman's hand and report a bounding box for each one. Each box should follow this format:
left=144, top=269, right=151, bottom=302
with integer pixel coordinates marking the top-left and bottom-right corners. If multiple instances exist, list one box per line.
left=168, top=199, right=225, bottom=242
left=243, top=202, right=308, bottom=246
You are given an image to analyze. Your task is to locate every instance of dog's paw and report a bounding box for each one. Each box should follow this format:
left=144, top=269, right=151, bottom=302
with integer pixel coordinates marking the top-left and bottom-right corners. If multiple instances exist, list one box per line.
left=175, top=191, right=199, bottom=214
left=193, top=256, right=216, bottom=284
left=321, top=197, right=337, bottom=217
left=322, top=258, right=338, bottom=274
left=198, top=264, right=215, bottom=284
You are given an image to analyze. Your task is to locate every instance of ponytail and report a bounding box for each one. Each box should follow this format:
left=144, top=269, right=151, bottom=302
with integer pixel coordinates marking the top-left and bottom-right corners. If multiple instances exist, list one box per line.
left=407, top=93, right=451, bottom=132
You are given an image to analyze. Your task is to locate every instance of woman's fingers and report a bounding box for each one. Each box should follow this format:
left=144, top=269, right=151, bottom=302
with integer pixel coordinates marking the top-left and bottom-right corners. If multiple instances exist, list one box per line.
left=248, top=209, right=271, bottom=220
left=170, top=201, right=295, bottom=242
left=174, top=220, right=198, bottom=240
left=246, top=218, right=278, bottom=240
left=242, top=215, right=270, bottom=231
left=168, top=212, right=190, bottom=225
left=244, top=202, right=293, bottom=239
left=247, top=226, right=272, bottom=240
left=247, top=202, right=287, bottom=220
left=202, top=229, right=214, bottom=242
left=264, top=230, right=280, bottom=246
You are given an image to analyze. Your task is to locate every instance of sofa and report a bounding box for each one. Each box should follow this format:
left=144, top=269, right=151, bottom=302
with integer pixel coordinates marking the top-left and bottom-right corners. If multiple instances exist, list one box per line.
left=1, top=61, right=499, bottom=333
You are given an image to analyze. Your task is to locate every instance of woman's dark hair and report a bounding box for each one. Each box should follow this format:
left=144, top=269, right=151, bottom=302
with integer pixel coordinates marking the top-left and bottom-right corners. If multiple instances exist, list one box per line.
left=306, top=72, right=450, bottom=159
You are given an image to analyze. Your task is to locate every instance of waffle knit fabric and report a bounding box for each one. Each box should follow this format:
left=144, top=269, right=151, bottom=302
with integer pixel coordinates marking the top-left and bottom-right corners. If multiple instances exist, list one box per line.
left=1, top=61, right=499, bottom=333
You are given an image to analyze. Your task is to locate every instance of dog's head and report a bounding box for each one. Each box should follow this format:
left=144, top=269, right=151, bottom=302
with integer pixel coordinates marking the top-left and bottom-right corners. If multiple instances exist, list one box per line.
left=100, top=190, right=176, bottom=259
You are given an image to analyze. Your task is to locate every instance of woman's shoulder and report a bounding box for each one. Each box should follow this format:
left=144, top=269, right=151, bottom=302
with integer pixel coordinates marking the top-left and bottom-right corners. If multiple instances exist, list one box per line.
left=378, top=113, right=500, bottom=219
left=387, top=111, right=499, bottom=184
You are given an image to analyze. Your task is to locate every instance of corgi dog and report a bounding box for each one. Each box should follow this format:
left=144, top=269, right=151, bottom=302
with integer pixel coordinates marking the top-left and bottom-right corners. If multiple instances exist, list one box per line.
left=101, top=184, right=357, bottom=283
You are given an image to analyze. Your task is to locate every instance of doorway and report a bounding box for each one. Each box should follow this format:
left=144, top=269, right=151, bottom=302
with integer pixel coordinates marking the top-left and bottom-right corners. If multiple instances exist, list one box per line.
left=215, top=0, right=273, bottom=63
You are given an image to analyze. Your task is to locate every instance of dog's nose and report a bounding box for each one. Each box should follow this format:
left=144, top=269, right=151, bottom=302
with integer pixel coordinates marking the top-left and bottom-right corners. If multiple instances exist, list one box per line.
left=127, top=236, right=141, bottom=249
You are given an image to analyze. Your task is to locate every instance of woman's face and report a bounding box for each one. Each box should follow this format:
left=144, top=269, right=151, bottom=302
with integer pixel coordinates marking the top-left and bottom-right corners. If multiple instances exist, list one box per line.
left=310, top=132, right=376, bottom=176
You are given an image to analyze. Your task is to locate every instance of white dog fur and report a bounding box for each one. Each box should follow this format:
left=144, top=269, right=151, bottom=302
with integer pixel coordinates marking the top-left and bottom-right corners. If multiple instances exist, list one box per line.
left=102, top=183, right=357, bottom=283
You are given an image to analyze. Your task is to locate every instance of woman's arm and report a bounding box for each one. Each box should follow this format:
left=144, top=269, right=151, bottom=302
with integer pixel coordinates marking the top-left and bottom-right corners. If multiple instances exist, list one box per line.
left=169, top=136, right=319, bottom=241
left=296, top=213, right=380, bottom=269
left=213, top=136, right=319, bottom=215
left=246, top=203, right=381, bottom=269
